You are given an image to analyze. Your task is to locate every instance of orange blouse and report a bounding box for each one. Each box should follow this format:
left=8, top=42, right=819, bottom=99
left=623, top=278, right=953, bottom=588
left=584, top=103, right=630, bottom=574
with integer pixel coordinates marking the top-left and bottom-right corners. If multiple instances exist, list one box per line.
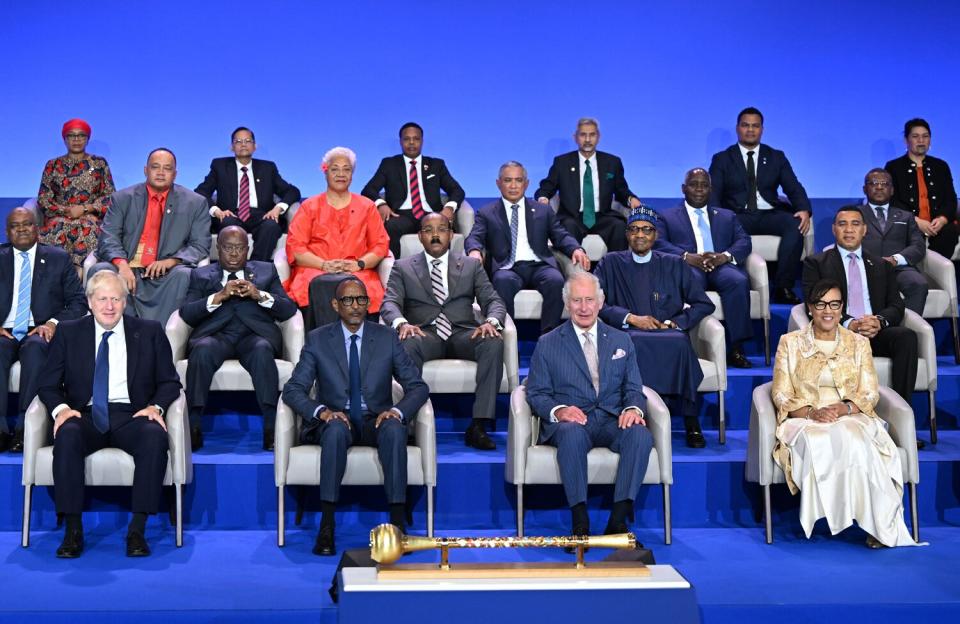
left=283, top=192, right=390, bottom=310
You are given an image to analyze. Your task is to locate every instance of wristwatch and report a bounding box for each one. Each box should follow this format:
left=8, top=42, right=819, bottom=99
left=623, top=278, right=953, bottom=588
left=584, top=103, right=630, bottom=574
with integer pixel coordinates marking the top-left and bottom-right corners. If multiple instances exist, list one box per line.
left=356, top=259, right=366, bottom=270
left=875, top=315, right=888, bottom=329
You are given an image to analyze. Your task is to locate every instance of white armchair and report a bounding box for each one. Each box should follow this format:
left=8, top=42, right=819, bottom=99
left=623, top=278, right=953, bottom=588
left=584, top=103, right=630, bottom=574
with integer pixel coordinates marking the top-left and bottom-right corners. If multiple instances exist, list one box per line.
left=704, top=251, right=772, bottom=364
left=691, top=316, right=729, bottom=443
left=917, top=249, right=959, bottom=364
left=505, top=384, right=674, bottom=544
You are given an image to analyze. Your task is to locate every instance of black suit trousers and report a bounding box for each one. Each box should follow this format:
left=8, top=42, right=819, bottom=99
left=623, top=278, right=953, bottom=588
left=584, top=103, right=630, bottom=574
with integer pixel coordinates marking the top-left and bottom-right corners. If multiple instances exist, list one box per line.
left=736, top=210, right=803, bottom=289
left=560, top=212, right=628, bottom=252
left=492, top=261, right=565, bottom=334
left=385, top=211, right=421, bottom=260
left=215, top=211, right=283, bottom=262
left=0, top=333, right=49, bottom=431
left=869, top=326, right=918, bottom=402
left=53, top=404, right=169, bottom=514
left=312, top=416, right=408, bottom=504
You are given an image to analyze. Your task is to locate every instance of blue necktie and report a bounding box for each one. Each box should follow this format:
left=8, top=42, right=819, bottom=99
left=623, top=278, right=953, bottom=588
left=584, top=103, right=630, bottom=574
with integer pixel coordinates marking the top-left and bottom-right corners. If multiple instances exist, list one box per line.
left=12, top=251, right=32, bottom=341
left=348, top=334, right=362, bottom=427
left=695, top=209, right=715, bottom=253
left=92, top=330, right=113, bottom=433
left=505, top=203, right=519, bottom=269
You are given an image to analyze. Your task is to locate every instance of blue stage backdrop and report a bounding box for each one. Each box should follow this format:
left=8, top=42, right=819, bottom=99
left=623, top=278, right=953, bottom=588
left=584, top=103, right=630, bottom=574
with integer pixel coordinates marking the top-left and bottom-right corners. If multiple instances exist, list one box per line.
left=1, top=1, right=958, bottom=200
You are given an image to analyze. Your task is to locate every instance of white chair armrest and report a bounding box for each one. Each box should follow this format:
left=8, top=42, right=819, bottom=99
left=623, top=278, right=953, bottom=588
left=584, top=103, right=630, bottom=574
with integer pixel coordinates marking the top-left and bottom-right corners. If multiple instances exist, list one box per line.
left=690, top=316, right=727, bottom=390
left=746, top=382, right=778, bottom=486
left=165, top=311, right=192, bottom=361
left=414, top=399, right=437, bottom=486
left=280, top=311, right=305, bottom=364
left=788, top=304, right=808, bottom=332
left=902, top=309, right=937, bottom=390
left=273, top=246, right=290, bottom=282
left=875, top=386, right=919, bottom=484
left=378, top=253, right=395, bottom=287
left=21, top=397, right=51, bottom=486
left=921, top=250, right=958, bottom=315
left=642, top=386, right=672, bottom=484
left=456, top=200, right=475, bottom=235
left=502, top=314, right=520, bottom=390
left=274, top=399, right=298, bottom=486
left=745, top=252, right=770, bottom=317
left=165, top=392, right=192, bottom=485
left=505, top=385, right=533, bottom=485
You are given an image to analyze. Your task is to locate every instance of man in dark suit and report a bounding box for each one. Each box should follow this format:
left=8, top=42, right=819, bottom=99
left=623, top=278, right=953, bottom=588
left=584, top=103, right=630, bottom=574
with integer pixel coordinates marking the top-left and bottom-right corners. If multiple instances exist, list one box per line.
left=282, top=278, right=429, bottom=556
left=39, top=269, right=181, bottom=558
left=709, top=107, right=812, bottom=304
left=884, top=118, right=958, bottom=258
left=361, top=122, right=466, bottom=260
left=179, top=226, right=298, bottom=451
left=655, top=168, right=754, bottom=368
left=0, top=208, right=86, bottom=451
left=859, top=168, right=928, bottom=314
left=535, top=117, right=641, bottom=252
left=526, top=271, right=653, bottom=537
left=596, top=207, right=715, bottom=448
left=381, top=213, right=507, bottom=450
left=464, top=161, right=590, bottom=334
left=195, top=127, right=301, bottom=262
left=802, top=206, right=918, bottom=403
left=94, top=148, right=211, bottom=324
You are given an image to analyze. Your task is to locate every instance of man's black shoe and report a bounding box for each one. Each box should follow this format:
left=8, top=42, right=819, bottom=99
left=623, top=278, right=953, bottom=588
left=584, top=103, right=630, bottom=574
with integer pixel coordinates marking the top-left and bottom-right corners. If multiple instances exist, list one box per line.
left=56, top=529, right=84, bottom=558
left=263, top=427, right=275, bottom=452
left=773, top=288, right=801, bottom=305
left=728, top=348, right=752, bottom=369
left=190, top=426, right=203, bottom=452
left=465, top=422, right=496, bottom=451
left=126, top=530, right=151, bottom=557
left=313, top=525, right=335, bottom=556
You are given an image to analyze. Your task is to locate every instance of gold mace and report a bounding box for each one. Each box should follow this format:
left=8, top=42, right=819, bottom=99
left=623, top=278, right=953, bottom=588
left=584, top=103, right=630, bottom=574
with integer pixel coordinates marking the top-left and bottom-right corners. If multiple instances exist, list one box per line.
left=370, top=523, right=636, bottom=569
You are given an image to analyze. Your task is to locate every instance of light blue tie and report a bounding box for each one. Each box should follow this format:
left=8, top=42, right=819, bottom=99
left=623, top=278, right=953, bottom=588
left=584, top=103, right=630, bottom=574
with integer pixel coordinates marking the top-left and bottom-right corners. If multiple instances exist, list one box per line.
left=505, top=203, right=520, bottom=269
left=695, top=209, right=715, bottom=253
left=13, top=251, right=32, bottom=341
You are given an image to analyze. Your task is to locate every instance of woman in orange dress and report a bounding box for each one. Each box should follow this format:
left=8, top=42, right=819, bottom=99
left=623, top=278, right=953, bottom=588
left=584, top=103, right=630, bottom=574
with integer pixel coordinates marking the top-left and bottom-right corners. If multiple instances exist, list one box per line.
left=284, top=147, right=390, bottom=322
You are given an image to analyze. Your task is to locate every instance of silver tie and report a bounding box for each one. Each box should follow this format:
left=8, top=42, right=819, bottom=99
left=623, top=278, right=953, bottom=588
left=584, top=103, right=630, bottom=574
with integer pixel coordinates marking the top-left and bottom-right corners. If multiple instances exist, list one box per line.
left=582, top=332, right=600, bottom=395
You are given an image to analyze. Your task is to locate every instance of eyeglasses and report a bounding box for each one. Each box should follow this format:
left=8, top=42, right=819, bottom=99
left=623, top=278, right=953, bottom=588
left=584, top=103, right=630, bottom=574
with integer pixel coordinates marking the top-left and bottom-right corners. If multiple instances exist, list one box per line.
left=865, top=181, right=892, bottom=188
left=421, top=227, right=451, bottom=235
left=233, top=138, right=254, bottom=145
left=219, top=244, right=248, bottom=254
left=338, top=295, right=370, bottom=307
left=812, top=300, right=843, bottom=310
left=626, top=225, right=656, bottom=235
left=65, top=133, right=88, bottom=140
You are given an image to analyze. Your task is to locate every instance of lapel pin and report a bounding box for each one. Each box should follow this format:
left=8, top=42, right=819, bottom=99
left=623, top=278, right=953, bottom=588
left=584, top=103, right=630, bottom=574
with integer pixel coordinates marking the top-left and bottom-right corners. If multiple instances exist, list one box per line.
left=40, top=258, right=46, bottom=264
left=166, top=209, right=171, bottom=214
left=570, top=167, right=576, bottom=172
left=256, top=179, right=261, bottom=183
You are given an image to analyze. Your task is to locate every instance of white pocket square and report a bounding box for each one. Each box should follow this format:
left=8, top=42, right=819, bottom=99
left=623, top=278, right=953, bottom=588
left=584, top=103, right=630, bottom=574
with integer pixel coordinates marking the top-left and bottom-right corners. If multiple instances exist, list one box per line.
left=612, top=348, right=627, bottom=360
left=426, top=173, right=436, bottom=179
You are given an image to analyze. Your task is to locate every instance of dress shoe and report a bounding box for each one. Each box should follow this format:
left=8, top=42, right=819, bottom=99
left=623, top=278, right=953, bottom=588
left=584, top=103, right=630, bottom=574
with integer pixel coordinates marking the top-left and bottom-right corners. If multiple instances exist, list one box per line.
left=263, top=427, right=275, bottom=452
left=190, top=426, right=203, bottom=452
left=865, top=535, right=886, bottom=549
left=0, top=432, right=11, bottom=453
left=604, top=520, right=629, bottom=535
left=916, top=439, right=926, bottom=450
left=126, top=530, right=151, bottom=557
left=773, top=288, right=801, bottom=305
left=727, top=348, right=752, bottom=369
left=564, top=524, right=590, bottom=554
left=313, top=525, right=335, bottom=556
left=465, top=422, right=496, bottom=451
left=685, top=422, right=706, bottom=449
left=56, top=529, right=84, bottom=558
left=8, top=428, right=24, bottom=453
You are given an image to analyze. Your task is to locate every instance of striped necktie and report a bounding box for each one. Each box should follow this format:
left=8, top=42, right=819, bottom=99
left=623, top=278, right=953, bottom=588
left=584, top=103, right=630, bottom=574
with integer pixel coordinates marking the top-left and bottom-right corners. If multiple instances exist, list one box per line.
left=431, top=258, right=452, bottom=340
left=409, top=160, right=425, bottom=219
left=12, top=251, right=32, bottom=341
left=504, top=203, right=520, bottom=269
left=238, top=166, right=251, bottom=221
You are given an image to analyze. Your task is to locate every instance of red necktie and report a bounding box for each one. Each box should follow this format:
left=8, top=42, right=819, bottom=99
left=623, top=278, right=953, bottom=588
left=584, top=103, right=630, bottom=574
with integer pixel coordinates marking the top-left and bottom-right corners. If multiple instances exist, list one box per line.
left=140, top=193, right=163, bottom=266
left=409, top=160, right=424, bottom=220
left=238, top=166, right=251, bottom=221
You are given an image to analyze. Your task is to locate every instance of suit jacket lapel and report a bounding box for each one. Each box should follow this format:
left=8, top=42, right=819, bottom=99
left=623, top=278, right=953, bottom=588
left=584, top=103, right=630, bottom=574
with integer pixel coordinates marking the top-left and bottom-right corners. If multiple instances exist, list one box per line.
left=130, top=185, right=148, bottom=248
left=328, top=324, right=348, bottom=381
left=863, top=205, right=885, bottom=236
left=412, top=254, right=434, bottom=300
left=561, top=323, right=592, bottom=384
left=157, top=187, right=177, bottom=254
left=125, top=320, right=140, bottom=386
left=596, top=325, right=615, bottom=389
left=0, top=248, right=12, bottom=316
left=675, top=205, right=698, bottom=248
left=225, top=159, right=239, bottom=209
left=360, top=323, right=375, bottom=379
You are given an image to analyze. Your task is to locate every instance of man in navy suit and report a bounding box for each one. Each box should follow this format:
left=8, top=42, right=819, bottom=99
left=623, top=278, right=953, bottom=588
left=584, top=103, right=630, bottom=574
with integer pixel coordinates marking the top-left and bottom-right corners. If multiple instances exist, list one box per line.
left=655, top=168, right=754, bottom=368
left=179, top=226, right=298, bottom=451
left=526, top=271, right=653, bottom=537
left=195, top=127, right=301, bottom=262
left=0, top=208, right=87, bottom=452
left=39, top=270, right=181, bottom=558
left=465, top=161, right=590, bottom=334
left=282, top=278, right=429, bottom=556
left=361, top=122, right=466, bottom=260
left=709, top=107, right=812, bottom=304
left=535, top=117, right=642, bottom=252
left=595, top=207, right=715, bottom=448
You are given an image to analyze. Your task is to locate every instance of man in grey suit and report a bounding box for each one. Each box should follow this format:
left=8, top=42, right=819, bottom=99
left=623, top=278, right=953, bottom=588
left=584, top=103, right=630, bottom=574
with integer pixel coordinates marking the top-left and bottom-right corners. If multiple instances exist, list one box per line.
left=93, top=148, right=210, bottom=324
left=859, top=168, right=928, bottom=314
left=525, top=271, right=653, bottom=538
left=381, top=213, right=506, bottom=450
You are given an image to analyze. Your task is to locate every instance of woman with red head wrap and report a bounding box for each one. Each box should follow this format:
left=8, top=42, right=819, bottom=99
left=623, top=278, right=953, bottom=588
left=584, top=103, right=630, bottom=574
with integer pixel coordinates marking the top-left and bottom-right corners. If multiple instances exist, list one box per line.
left=36, top=119, right=116, bottom=271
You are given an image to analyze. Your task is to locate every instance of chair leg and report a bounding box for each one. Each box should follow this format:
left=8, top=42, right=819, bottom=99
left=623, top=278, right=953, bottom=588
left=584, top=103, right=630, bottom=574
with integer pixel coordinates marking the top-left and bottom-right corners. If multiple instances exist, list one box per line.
left=718, top=391, right=726, bottom=445
left=278, top=486, right=285, bottom=547
left=516, top=484, right=524, bottom=537
left=929, top=390, right=937, bottom=445
left=764, top=484, right=773, bottom=544
left=909, top=482, right=920, bottom=543
left=21, top=484, right=32, bottom=548
left=952, top=316, right=960, bottom=365
left=427, top=486, right=435, bottom=538
left=663, top=484, right=672, bottom=545
left=763, top=318, right=771, bottom=366
left=175, top=484, right=183, bottom=547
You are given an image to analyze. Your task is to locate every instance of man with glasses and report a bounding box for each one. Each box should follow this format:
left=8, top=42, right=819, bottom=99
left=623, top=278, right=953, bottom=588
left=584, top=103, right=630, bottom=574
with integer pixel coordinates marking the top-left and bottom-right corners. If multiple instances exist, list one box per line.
left=178, top=226, right=297, bottom=451
left=802, top=206, right=918, bottom=404
left=381, top=213, right=506, bottom=450
left=283, top=278, right=428, bottom=555
left=196, top=127, right=301, bottom=261
left=859, top=169, right=928, bottom=314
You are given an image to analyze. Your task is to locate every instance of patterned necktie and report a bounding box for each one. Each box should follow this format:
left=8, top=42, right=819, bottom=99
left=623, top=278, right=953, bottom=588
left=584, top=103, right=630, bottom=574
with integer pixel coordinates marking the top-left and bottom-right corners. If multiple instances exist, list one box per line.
left=430, top=258, right=452, bottom=340
left=92, top=330, right=113, bottom=433
left=505, top=203, right=520, bottom=269
left=348, top=334, right=362, bottom=426
left=12, top=251, right=32, bottom=341
left=582, top=159, right=596, bottom=229
left=746, top=151, right=758, bottom=211
left=875, top=206, right=886, bottom=229
left=846, top=253, right=866, bottom=319
left=582, top=331, right=600, bottom=395
left=409, top=160, right=424, bottom=220
left=238, top=166, right=251, bottom=222
left=695, top=209, right=715, bottom=253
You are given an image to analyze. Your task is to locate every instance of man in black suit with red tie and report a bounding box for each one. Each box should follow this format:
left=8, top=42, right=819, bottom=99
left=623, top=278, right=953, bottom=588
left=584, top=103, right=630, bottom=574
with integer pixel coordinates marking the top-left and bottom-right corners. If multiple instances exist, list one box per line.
left=361, top=122, right=466, bottom=260
left=535, top=118, right=641, bottom=253
left=195, top=127, right=301, bottom=262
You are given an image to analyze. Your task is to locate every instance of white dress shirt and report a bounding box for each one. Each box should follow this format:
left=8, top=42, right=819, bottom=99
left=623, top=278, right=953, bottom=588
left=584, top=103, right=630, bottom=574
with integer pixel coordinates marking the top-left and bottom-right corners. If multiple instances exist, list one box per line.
left=578, top=152, right=601, bottom=214
left=503, top=198, right=539, bottom=263
left=840, top=245, right=873, bottom=327
left=3, top=243, right=37, bottom=329
left=737, top=143, right=774, bottom=210
left=205, top=268, right=275, bottom=311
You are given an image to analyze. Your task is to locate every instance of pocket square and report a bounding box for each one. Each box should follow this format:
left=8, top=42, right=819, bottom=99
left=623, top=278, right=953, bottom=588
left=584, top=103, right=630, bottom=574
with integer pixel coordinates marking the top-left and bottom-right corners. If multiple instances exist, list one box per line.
left=426, top=173, right=436, bottom=179
left=605, top=172, right=615, bottom=180
left=612, top=348, right=627, bottom=360
left=892, top=221, right=906, bottom=225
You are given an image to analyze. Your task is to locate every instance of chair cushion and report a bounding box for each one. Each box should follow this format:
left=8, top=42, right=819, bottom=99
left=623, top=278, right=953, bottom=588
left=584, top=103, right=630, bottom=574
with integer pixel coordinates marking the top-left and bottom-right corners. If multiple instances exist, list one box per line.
left=422, top=360, right=510, bottom=393
left=513, top=291, right=543, bottom=320
left=7, top=362, right=19, bottom=392
left=175, top=360, right=294, bottom=391
left=872, top=357, right=930, bottom=391
left=922, top=289, right=951, bottom=318
left=706, top=290, right=765, bottom=320
left=34, top=447, right=174, bottom=486
left=581, top=235, right=608, bottom=261
left=285, top=445, right=425, bottom=487
left=523, top=446, right=661, bottom=485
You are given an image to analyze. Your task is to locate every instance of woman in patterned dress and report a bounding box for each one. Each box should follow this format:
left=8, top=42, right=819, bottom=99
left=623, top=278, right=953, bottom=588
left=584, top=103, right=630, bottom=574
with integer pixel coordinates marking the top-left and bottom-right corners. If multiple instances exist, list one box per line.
left=37, top=119, right=116, bottom=271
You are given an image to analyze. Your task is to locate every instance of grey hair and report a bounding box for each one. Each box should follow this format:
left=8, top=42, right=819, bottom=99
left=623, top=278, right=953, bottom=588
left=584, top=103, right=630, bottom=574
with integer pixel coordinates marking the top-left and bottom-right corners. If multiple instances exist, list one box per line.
left=86, top=268, right=130, bottom=298
left=576, top=117, right=600, bottom=131
left=322, top=146, right=357, bottom=169
left=498, top=160, right=527, bottom=179
left=561, top=269, right=604, bottom=305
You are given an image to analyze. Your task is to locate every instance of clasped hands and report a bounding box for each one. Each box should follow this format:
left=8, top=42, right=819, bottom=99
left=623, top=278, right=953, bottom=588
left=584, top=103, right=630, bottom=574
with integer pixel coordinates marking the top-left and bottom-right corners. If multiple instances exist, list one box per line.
left=117, top=258, right=180, bottom=294
left=625, top=313, right=675, bottom=331
left=320, top=259, right=361, bottom=273
left=555, top=405, right=645, bottom=429
left=53, top=405, right=166, bottom=437
left=213, top=279, right=262, bottom=304
left=806, top=402, right=854, bottom=424
left=685, top=252, right=730, bottom=272
left=848, top=315, right=882, bottom=339
left=916, top=215, right=947, bottom=237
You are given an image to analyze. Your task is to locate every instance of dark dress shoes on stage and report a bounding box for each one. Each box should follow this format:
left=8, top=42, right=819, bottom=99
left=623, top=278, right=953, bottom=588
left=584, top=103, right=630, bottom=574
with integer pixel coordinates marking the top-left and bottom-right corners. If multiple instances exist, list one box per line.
left=728, top=348, right=752, bottom=369
left=604, top=520, right=629, bottom=535
left=190, top=426, right=203, bottom=452
left=773, top=288, right=801, bottom=305
left=0, top=431, right=10, bottom=452
left=126, top=531, right=151, bottom=557
left=263, top=427, right=275, bottom=452
left=685, top=421, right=706, bottom=449
left=8, top=428, right=24, bottom=453
left=56, top=529, right=84, bottom=558
left=564, top=523, right=591, bottom=554
left=465, top=422, right=496, bottom=450
left=314, top=525, right=336, bottom=556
